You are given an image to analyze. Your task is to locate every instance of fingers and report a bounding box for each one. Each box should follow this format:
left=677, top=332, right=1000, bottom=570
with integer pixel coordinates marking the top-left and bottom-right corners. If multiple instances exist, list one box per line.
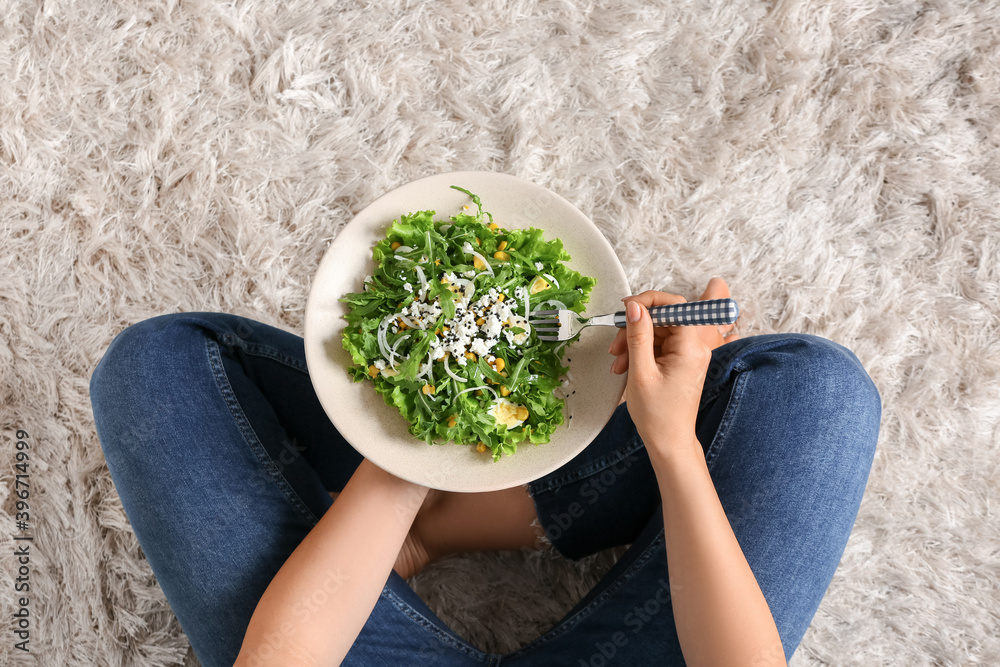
left=610, top=289, right=685, bottom=357
left=609, top=282, right=737, bottom=370
left=699, top=277, right=736, bottom=335
left=622, top=289, right=687, bottom=309
left=623, top=301, right=657, bottom=378
left=697, top=277, right=729, bottom=301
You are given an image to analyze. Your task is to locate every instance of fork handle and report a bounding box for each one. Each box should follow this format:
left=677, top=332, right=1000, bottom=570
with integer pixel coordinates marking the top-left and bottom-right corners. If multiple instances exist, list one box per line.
left=613, top=298, right=739, bottom=327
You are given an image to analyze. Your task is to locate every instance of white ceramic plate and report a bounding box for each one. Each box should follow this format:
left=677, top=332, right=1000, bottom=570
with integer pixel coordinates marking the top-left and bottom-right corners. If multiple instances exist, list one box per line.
left=304, top=172, right=628, bottom=492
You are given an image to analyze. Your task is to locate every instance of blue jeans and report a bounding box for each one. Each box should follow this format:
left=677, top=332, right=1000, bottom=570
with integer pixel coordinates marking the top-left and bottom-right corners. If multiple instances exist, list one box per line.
left=89, top=313, right=879, bottom=666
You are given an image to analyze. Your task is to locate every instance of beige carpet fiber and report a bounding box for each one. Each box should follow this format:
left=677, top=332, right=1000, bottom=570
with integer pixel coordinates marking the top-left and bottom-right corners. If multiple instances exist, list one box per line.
left=2, top=0, right=999, bottom=664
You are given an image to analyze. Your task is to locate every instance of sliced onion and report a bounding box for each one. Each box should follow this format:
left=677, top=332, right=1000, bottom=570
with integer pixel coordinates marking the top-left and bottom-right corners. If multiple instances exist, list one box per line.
left=377, top=314, right=395, bottom=363
left=390, top=334, right=410, bottom=357
left=417, top=354, right=434, bottom=383
left=395, top=245, right=413, bottom=253
left=397, top=314, right=422, bottom=329
left=452, top=278, right=475, bottom=303
left=463, top=242, right=495, bottom=277
left=456, top=385, right=498, bottom=399
left=443, top=356, right=467, bottom=383
left=415, top=265, right=428, bottom=291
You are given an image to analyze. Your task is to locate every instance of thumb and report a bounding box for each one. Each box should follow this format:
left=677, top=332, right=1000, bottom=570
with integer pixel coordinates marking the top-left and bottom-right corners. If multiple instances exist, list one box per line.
left=625, top=301, right=656, bottom=376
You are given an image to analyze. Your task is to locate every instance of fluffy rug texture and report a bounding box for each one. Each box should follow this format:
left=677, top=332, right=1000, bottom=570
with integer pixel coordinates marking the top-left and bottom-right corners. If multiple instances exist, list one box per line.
left=2, top=0, right=999, bottom=664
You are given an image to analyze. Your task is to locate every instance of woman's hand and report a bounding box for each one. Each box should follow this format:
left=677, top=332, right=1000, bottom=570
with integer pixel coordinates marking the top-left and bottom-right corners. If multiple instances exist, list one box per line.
left=607, top=280, right=784, bottom=667
left=608, top=279, right=737, bottom=454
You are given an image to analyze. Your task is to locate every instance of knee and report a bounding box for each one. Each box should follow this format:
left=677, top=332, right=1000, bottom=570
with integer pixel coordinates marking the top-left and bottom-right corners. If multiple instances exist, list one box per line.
left=778, top=334, right=882, bottom=447
left=91, top=314, right=196, bottom=396
left=89, top=314, right=218, bottom=440
left=794, top=335, right=879, bottom=403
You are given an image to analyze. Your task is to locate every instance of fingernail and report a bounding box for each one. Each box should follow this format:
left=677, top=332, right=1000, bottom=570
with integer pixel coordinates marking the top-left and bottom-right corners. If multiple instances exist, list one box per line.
left=626, top=301, right=641, bottom=323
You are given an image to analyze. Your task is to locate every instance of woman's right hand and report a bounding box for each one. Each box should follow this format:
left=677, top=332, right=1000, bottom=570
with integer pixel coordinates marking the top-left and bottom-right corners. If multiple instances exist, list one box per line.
left=608, top=279, right=738, bottom=460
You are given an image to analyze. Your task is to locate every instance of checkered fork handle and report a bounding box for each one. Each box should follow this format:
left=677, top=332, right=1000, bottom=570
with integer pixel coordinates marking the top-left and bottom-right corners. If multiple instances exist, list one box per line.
left=612, top=298, right=740, bottom=327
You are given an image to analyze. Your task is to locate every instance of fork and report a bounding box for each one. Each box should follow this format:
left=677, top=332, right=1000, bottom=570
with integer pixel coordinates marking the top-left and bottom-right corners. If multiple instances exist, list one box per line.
left=529, top=298, right=739, bottom=342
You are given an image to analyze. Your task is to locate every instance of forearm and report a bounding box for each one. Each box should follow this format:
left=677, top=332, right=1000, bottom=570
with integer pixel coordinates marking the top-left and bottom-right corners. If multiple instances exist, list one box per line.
left=235, top=459, right=428, bottom=667
left=649, top=437, right=786, bottom=667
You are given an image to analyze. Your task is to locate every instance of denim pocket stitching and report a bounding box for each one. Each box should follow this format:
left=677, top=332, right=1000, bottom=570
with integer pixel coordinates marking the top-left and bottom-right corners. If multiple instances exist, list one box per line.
left=704, top=366, right=750, bottom=468
left=381, top=586, right=492, bottom=661
left=206, top=339, right=320, bottom=525
left=219, top=334, right=310, bottom=374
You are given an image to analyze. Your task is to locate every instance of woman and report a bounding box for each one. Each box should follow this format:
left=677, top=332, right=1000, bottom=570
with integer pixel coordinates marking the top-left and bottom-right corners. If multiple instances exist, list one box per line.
left=90, top=279, right=880, bottom=666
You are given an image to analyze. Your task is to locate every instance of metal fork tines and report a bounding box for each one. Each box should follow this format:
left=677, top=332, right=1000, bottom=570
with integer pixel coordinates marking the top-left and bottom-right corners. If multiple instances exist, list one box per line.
left=529, top=298, right=740, bottom=342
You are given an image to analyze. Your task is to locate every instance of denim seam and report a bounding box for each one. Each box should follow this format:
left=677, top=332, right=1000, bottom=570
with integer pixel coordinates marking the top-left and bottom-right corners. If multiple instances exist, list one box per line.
left=220, top=334, right=309, bottom=374
left=704, top=364, right=749, bottom=468
left=206, top=338, right=320, bottom=526
left=502, top=529, right=668, bottom=661
left=381, top=586, right=493, bottom=662
left=528, top=431, right=644, bottom=495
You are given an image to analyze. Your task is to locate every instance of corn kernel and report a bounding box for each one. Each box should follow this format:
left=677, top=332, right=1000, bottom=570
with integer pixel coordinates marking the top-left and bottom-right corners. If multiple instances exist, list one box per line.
left=515, top=407, right=529, bottom=421
left=488, top=222, right=499, bottom=231
left=443, top=326, right=450, bottom=333
left=368, top=365, right=379, bottom=378
left=497, top=240, right=508, bottom=251
left=390, top=241, right=401, bottom=250
left=476, top=442, right=487, bottom=453
left=493, top=251, right=509, bottom=261
left=529, top=276, right=551, bottom=295
left=447, top=415, right=457, bottom=427
left=398, top=320, right=409, bottom=330
left=465, top=352, right=477, bottom=361
left=497, top=294, right=505, bottom=302
left=440, top=276, right=450, bottom=283
left=473, top=256, right=487, bottom=271
left=476, top=317, right=485, bottom=326
left=475, top=237, right=481, bottom=245
left=500, top=386, right=511, bottom=397
left=422, top=384, right=435, bottom=395
left=494, top=358, right=505, bottom=372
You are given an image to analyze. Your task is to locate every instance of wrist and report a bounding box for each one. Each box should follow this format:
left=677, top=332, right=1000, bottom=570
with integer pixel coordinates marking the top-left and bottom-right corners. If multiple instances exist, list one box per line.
left=644, top=434, right=705, bottom=472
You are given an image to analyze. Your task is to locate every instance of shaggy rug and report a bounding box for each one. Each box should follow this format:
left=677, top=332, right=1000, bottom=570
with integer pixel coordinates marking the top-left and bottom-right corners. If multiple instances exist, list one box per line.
left=2, top=0, right=999, bottom=664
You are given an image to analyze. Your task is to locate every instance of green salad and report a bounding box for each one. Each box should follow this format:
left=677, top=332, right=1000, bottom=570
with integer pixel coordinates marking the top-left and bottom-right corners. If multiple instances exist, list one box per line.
left=340, top=187, right=595, bottom=461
